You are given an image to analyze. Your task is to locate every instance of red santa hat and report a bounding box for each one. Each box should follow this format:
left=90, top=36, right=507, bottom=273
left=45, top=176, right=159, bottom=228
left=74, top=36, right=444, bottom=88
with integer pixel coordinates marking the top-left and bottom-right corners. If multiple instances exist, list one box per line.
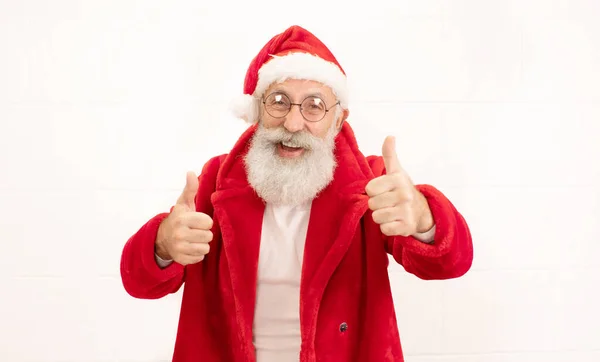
left=230, top=25, right=349, bottom=123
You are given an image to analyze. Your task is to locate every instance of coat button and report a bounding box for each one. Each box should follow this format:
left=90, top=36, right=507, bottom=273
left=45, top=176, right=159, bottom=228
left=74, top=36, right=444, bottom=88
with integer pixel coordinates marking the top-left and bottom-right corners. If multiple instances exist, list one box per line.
left=339, top=322, right=348, bottom=332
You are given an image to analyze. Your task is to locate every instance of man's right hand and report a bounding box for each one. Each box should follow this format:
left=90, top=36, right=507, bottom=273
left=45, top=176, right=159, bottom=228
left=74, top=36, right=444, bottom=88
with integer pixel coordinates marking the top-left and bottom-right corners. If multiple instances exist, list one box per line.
left=155, top=171, right=214, bottom=266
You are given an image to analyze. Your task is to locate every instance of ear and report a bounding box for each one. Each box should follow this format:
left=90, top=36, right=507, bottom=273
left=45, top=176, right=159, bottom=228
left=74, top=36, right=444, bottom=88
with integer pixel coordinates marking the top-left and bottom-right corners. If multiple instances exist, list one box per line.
left=337, top=108, right=349, bottom=129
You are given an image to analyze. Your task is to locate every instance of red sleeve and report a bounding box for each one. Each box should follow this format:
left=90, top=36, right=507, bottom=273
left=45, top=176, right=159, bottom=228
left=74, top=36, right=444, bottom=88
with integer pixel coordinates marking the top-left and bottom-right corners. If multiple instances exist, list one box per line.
left=386, top=184, right=473, bottom=280
left=120, top=213, right=185, bottom=299
left=366, top=155, right=473, bottom=280
left=119, top=154, right=226, bottom=299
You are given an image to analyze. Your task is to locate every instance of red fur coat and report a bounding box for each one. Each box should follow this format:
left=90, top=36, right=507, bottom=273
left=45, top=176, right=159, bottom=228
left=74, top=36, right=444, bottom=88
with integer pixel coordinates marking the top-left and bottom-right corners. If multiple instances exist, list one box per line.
left=120, top=122, right=473, bottom=361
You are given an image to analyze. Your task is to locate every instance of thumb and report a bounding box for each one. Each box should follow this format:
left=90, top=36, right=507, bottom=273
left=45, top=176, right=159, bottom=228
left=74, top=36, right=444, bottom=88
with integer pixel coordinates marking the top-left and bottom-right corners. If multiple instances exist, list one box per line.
left=176, top=171, right=199, bottom=209
left=382, top=136, right=402, bottom=174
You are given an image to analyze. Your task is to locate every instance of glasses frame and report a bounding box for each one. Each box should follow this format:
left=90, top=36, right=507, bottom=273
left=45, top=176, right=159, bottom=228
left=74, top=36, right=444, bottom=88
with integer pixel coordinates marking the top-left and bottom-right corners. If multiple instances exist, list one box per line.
left=261, top=92, right=340, bottom=122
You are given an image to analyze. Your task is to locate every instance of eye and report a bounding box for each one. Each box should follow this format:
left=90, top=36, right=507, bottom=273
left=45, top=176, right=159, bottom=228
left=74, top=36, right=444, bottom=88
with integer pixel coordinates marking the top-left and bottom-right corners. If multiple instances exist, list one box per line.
left=266, top=93, right=290, bottom=108
left=303, top=97, right=325, bottom=113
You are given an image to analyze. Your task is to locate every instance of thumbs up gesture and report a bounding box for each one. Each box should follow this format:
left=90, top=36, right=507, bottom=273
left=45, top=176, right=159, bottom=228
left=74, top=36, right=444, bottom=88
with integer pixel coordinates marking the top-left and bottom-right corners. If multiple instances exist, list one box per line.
left=155, top=171, right=214, bottom=265
left=365, top=136, right=434, bottom=237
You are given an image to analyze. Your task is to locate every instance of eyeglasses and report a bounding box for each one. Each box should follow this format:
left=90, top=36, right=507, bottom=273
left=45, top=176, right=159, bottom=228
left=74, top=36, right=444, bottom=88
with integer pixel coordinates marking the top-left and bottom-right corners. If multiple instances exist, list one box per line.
left=262, top=92, right=340, bottom=122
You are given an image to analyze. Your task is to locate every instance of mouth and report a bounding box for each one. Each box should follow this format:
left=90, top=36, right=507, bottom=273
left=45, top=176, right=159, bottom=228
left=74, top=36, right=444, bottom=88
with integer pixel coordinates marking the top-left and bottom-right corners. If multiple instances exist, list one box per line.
left=277, top=141, right=305, bottom=158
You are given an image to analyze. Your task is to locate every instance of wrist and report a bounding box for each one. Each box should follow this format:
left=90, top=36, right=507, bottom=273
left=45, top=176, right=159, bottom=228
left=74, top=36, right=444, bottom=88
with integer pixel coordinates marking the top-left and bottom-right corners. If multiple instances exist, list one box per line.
left=416, top=215, right=434, bottom=233
left=155, top=242, right=171, bottom=261
left=416, top=194, right=434, bottom=233
left=155, top=222, right=172, bottom=260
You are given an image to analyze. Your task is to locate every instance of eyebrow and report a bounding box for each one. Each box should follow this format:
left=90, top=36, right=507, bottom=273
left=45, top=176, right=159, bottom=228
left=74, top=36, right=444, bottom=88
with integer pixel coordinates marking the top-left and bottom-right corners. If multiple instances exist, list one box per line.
left=271, top=88, right=326, bottom=100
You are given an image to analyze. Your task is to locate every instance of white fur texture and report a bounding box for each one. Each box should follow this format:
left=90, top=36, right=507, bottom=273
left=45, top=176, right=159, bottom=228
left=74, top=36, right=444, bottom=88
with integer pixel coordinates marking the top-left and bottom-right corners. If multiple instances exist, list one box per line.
left=229, top=94, right=258, bottom=123
left=231, top=52, right=348, bottom=123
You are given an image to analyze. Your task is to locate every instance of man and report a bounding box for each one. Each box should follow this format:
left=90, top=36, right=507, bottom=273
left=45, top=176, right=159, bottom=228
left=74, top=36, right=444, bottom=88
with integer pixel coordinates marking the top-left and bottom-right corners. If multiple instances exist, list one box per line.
left=120, top=25, right=473, bottom=362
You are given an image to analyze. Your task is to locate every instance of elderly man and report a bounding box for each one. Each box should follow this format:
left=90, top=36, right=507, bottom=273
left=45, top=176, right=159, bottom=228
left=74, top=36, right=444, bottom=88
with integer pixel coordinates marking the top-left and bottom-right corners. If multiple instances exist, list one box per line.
left=120, top=25, right=473, bottom=362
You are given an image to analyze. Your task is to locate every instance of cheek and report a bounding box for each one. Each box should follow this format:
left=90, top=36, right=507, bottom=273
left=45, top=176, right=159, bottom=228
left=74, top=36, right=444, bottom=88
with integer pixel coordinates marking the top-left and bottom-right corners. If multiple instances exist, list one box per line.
left=258, top=108, right=280, bottom=128
left=306, top=121, right=331, bottom=139
left=261, top=116, right=281, bottom=129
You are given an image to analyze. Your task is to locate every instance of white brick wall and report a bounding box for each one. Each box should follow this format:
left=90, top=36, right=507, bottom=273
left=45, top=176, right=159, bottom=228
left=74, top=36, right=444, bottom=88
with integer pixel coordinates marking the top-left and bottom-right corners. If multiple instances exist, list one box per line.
left=1, top=1, right=598, bottom=361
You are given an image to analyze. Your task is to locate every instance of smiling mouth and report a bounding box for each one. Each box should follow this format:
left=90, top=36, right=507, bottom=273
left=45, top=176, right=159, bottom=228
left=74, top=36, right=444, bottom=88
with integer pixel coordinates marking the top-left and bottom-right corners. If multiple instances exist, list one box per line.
left=277, top=141, right=305, bottom=158
left=280, top=140, right=303, bottom=151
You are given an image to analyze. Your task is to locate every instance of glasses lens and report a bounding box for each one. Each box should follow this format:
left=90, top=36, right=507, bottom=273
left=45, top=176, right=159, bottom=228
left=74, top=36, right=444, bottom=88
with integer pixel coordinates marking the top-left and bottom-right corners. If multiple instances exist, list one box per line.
left=301, top=97, right=326, bottom=121
left=264, top=93, right=290, bottom=117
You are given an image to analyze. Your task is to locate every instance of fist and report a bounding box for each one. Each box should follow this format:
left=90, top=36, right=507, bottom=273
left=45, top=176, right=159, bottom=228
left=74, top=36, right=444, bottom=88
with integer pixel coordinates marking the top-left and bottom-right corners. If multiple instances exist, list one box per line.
left=365, top=136, right=433, bottom=237
left=155, top=171, right=214, bottom=265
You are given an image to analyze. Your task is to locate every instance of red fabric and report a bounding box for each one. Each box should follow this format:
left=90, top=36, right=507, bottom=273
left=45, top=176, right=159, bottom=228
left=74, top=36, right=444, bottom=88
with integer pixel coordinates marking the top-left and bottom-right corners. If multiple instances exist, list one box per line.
left=243, top=25, right=346, bottom=96
left=120, top=122, right=473, bottom=362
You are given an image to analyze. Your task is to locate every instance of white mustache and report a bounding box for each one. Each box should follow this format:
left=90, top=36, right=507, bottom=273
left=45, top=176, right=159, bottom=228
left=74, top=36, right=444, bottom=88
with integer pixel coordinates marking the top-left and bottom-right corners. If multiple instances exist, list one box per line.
left=261, top=127, right=320, bottom=150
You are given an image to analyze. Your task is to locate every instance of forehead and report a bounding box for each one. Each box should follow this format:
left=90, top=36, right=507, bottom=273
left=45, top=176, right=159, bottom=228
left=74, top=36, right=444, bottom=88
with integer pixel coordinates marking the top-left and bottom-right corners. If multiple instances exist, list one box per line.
left=265, top=79, right=336, bottom=99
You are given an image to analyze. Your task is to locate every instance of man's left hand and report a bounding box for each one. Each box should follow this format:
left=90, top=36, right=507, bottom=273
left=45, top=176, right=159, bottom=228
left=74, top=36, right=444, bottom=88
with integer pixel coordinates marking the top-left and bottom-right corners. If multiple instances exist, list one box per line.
left=366, top=136, right=434, bottom=237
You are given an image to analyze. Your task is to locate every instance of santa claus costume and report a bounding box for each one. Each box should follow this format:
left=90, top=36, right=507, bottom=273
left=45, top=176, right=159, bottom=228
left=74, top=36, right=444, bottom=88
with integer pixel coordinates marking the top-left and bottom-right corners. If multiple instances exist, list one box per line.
left=120, top=25, right=473, bottom=362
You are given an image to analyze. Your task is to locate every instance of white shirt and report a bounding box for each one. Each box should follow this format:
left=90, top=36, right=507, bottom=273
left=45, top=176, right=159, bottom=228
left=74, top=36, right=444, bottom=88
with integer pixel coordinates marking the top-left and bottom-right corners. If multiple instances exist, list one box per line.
left=155, top=203, right=435, bottom=361
left=251, top=201, right=311, bottom=360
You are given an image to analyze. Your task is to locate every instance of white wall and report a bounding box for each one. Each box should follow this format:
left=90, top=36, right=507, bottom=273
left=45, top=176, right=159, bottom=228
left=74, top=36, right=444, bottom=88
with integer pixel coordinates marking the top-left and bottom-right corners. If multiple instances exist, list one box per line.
left=1, top=1, right=599, bottom=361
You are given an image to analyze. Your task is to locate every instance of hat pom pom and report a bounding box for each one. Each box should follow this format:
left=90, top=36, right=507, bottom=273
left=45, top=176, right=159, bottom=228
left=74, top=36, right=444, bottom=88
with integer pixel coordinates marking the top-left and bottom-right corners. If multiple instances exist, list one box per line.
left=230, top=94, right=258, bottom=124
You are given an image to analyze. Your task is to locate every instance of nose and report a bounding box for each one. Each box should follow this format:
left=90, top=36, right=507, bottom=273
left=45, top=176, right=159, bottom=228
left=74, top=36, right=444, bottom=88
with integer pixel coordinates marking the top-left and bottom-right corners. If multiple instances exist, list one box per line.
left=283, top=105, right=305, bottom=133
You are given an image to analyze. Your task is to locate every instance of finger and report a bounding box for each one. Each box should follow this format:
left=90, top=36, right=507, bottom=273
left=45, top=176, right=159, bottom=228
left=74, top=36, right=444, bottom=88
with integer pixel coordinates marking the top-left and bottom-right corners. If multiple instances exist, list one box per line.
left=365, top=173, right=409, bottom=197
left=176, top=171, right=199, bottom=209
left=368, top=187, right=415, bottom=210
left=380, top=221, right=413, bottom=237
left=372, top=203, right=414, bottom=225
left=177, top=254, right=205, bottom=266
left=171, top=227, right=213, bottom=244
left=382, top=136, right=403, bottom=174
left=180, top=241, right=210, bottom=257
left=182, top=229, right=213, bottom=244
left=180, top=212, right=214, bottom=230
left=372, top=206, right=404, bottom=225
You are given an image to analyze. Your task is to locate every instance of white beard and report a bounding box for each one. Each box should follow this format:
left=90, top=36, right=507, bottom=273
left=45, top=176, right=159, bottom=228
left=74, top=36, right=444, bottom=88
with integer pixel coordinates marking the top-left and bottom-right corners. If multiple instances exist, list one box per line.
left=243, top=122, right=338, bottom=206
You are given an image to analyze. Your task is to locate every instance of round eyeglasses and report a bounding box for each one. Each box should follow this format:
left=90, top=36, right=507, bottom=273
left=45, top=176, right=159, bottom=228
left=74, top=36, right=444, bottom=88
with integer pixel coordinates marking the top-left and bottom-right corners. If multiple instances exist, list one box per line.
left=262, top=92, right=340, bottom=122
